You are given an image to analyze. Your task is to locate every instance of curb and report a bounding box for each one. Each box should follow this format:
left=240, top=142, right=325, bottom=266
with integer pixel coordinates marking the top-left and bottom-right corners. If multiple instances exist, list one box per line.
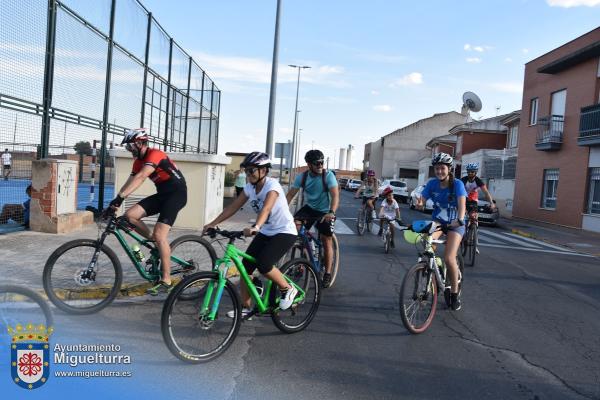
left=510, top=228, right=536, bottom=239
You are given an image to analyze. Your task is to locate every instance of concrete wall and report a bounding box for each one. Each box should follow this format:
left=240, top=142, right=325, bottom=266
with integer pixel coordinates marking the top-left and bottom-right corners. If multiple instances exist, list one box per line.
left=583, top=146, right=600, bottom=233
left=364, top=111, right=466, bottom=179
left=512, top=28, right=600, bottom=229
left=112, top=150, right=230, bottom=229
left=487, top=178, right=516, bottom=217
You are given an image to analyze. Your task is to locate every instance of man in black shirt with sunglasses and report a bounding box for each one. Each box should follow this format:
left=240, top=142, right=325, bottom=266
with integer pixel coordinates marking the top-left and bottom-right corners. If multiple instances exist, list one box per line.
left=286, top=150, right=339, bottom=288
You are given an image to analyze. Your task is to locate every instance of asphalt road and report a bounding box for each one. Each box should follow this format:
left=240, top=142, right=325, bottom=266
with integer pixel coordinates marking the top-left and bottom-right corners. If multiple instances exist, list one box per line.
left=3, top=189, right=599, bottom=399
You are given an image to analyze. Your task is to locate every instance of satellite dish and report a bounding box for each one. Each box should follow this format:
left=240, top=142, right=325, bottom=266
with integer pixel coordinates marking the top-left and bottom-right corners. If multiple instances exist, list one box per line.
left=462, top=91, right=482, bottom=113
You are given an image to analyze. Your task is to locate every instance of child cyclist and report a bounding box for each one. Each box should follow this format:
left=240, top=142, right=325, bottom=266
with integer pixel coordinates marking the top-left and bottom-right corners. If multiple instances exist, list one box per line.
left=378, top=187, right=402, bottom=248
left=203, top=152, right=299, bottom=317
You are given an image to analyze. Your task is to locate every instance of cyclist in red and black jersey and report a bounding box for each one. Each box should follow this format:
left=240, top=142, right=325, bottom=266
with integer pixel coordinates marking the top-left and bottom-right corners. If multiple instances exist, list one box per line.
left=108, top=128, right=187, bottom=295
left=460, top=162, right=496, bottom=213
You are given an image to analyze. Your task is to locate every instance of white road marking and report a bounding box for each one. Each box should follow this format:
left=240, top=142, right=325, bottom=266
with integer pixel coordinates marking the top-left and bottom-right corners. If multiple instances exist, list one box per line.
left=503, top=232, right=573, bottom=252
left=478, top=243, right=594, bottom=257
left=479, top=229, right=542, bottom=249
left=334, top=219, right=354, bottom=235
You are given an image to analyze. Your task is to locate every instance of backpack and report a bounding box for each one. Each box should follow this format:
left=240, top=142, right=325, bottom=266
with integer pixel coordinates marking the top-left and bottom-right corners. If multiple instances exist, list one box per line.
left=300, top=170, right=330, bottom=208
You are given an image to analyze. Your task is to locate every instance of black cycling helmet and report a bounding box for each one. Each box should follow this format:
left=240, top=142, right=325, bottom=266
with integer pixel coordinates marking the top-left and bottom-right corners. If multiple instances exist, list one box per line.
left=240, top=151, right=272, bottom=169
left=304, top=149, right=324, bottom=164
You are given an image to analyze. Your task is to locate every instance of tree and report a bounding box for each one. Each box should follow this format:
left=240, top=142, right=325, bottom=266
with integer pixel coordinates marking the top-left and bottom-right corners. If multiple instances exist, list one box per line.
left=73, top=141, right=92, bottom=183
left=73, top=141, right=92, bottom=156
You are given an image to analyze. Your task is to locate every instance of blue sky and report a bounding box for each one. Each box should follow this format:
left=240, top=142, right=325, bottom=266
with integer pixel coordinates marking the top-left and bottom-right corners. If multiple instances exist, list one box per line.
left=142, top=0, right=599, bottom=167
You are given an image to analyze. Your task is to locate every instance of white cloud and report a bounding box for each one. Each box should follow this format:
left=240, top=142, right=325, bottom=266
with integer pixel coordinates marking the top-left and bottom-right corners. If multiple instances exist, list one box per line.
left=489, top=82, right=523, bottom=93
left=546, top=0, right=600, bottom=7
left=191, top=51, right=349, bottom=88
left=371, top=90, right=380, bottom=95
left=464, top=44, right=493, bottom=52
left=522, top=48, right=530, bottom=54
left=504, top=57, right=513, bottom=63
left=373, top=105, right=392, bottom=112
left=466, top=57, right=482, bottom=63
left=389, top=72, right=423, bottom=87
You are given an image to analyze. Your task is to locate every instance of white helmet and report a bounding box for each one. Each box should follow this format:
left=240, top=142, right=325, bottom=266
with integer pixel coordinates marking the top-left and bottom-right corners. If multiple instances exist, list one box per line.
left=121, top=128, right=149, bottom=145
left=431, top=152, right=453, bottom=166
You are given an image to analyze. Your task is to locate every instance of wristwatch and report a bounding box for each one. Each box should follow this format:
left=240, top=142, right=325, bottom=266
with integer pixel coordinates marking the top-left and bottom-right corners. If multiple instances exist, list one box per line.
left=328, top=209, right=336, bottom=215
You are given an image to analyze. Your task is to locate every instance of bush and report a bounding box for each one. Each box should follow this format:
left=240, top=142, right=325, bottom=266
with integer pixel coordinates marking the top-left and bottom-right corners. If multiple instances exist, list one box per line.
left=224, top=171, right=235, bottom=187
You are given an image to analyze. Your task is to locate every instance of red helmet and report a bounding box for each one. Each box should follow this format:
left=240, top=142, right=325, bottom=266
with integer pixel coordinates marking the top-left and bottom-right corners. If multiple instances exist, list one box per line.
left=382, top=187, right=393, bottom=196
left=367, top=170, right=376, bottom=177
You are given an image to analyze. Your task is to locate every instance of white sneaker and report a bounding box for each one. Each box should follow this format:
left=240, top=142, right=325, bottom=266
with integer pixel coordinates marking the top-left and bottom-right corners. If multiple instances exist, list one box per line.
left=279, top=286, right=299, bottom=310
left=371, top=210, right=377, bottom=219
left=227, top=307, right=253, bottom=320
left=475, top=247, right=480, bottom=254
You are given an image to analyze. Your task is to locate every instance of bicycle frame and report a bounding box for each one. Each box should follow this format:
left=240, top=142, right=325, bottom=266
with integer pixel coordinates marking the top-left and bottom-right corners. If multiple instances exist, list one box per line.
left=417, top=232, right=446, bottom=292
left=200, top=243, right=307, bottom=320
left=297, top=225, right=322, bottom=272
left=96, top=217, right=191, bottom=281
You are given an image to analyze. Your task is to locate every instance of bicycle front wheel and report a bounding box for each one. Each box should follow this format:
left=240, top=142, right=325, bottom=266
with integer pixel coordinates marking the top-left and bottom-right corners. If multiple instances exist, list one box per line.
left=399, top=263, right=437, bottom=334
left=170, top=235, right=217, bottom=275
left=161, top=272, right=241, bottom=363
left=271, top=258, right=321, bottom=334
left=466, top=225, right=477, bottom=267
left=326, top=234, right=340, bottom=288
left=356, top=209, right=365, bottom=235
left=43, top=239, right=122, bottom=314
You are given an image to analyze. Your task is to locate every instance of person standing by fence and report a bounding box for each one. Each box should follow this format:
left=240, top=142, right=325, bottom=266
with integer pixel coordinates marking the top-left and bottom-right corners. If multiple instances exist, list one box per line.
left=2, top=149, right=11, bottom=181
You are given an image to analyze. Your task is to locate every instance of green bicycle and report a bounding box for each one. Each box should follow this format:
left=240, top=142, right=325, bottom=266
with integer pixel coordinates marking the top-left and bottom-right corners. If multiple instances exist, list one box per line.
left=43, top=208, right=216, bottom=314
left=161, top=227, right=321, bottom=363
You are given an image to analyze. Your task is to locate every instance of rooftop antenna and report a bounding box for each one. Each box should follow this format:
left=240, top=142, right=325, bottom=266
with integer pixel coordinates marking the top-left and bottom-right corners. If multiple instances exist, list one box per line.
left=461, top=91, right=482, bottom=122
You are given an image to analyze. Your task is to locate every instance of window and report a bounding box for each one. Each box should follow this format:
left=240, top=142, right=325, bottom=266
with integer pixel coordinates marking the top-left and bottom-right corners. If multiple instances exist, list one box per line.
left=399, top=168, right=418, bottom=179
left=587, top=168, right=600, bottom=214
left=508, top=124, right=519, bottom=148
left=541, top=169, right=559, bottom=209
left=530, top=98, right=539, bottom=125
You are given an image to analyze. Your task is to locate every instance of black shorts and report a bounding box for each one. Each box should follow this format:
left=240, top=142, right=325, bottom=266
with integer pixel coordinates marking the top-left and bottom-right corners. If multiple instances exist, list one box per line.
left=242, top=232, right=297, bottom=275
left=294, top=205, right=335, bottom=237
left=362, top=195, right=376, bottom=205
left=466, top=200, right=478, bottom=213
left=138, top=189, right=187, bottom=226
left=3, top=165, right=10, bottom=170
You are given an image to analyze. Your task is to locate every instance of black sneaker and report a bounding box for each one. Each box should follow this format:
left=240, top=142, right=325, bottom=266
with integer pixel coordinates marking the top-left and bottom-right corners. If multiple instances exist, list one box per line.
left=450, top=293, right=462, bottom=311
left=322, top=273, right=332, bottom=288
left=390, top=239, right=395, bottom=248
left=377, top=228, right=383, bottom=236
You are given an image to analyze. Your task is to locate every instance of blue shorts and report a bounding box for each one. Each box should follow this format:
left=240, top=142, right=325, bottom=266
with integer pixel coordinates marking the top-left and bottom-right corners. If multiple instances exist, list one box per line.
left=433, top=220, right=465, bottom=237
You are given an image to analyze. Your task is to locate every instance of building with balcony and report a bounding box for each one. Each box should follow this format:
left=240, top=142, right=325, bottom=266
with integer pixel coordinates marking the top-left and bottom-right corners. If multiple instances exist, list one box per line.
left=512, top=27, right=600, bottom=232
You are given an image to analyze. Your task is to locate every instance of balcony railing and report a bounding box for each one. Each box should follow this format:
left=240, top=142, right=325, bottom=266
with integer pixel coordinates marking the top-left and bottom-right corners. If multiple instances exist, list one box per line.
left=535, top=115, right=564, bottom=151
left=578, top=103, right=600, bottom=146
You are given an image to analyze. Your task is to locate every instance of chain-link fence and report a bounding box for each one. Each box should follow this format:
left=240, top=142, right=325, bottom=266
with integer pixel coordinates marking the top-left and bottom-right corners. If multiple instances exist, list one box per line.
left=0, top=0, right=220, bottom=218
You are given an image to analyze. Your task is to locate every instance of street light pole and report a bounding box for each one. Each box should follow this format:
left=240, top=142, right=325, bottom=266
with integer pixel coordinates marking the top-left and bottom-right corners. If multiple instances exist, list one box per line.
left=265, top=0, right=282, bottom=156
left=289, top=64, right=310, bottom=175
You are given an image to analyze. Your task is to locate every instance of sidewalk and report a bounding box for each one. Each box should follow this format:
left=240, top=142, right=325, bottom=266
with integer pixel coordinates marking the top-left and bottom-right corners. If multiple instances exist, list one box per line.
left=497, top=216, right=600, bottom=257
left=0, top=202, right=257, bottom=296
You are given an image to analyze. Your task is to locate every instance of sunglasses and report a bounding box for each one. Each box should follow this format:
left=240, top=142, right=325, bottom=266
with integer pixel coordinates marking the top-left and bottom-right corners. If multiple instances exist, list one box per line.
left=244, top=167, right=259, bottom=175
left=311, top=160, right=324, bottom=166
left=467, top=170, right=477, bottom=174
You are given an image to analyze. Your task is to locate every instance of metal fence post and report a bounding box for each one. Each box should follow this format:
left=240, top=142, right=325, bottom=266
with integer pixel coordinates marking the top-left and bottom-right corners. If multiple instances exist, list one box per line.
left=140, top=12, right=152, bottom=128
left=197, top=71, right=205, bottom=152
left=40, top=0, right=58, bottom=159
left=163, top=38, right=173, bottom=151
left=207, top=82, right=214, bottom=153
left=98, top=0, right=116, bottom=210
left=183, top=56, right=192, bottom=151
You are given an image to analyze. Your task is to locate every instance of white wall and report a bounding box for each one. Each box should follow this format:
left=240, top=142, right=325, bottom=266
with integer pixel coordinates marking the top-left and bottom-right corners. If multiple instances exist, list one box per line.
left=487, top=178, right=515, bottom=217
left=583, top=147, right=600, bottom=233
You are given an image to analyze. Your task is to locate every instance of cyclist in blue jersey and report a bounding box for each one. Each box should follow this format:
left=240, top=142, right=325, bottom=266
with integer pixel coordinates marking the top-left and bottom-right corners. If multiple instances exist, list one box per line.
left=416, top=152, right=466, bottom=311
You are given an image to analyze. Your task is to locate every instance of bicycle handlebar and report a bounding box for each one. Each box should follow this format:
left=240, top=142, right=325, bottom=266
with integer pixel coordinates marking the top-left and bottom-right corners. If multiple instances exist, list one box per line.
left=205, top=227, right=246, bottom=240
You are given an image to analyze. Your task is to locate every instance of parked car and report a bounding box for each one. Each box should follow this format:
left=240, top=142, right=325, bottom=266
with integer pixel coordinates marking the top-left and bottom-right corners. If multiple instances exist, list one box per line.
left=377, top=179, right=409, bottom=203
left=408, top=185, right=434, bottom=212
left=338, top=177, right=349, bottom=190
left=476, top=199, right=500, bottom=226
left=346, top=179, right=362, bottom=191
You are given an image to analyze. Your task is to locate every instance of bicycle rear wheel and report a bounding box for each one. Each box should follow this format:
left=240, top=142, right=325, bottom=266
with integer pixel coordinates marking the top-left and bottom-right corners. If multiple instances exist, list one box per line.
left=399, top=262, right=437, bottom=334
left=271, top=258, right=321, bottom=333
left=161, top=272, right=241, bottom=363
left=43, top=239, right=122, bottom=314
left=169, top=235, right=217, bottom=275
